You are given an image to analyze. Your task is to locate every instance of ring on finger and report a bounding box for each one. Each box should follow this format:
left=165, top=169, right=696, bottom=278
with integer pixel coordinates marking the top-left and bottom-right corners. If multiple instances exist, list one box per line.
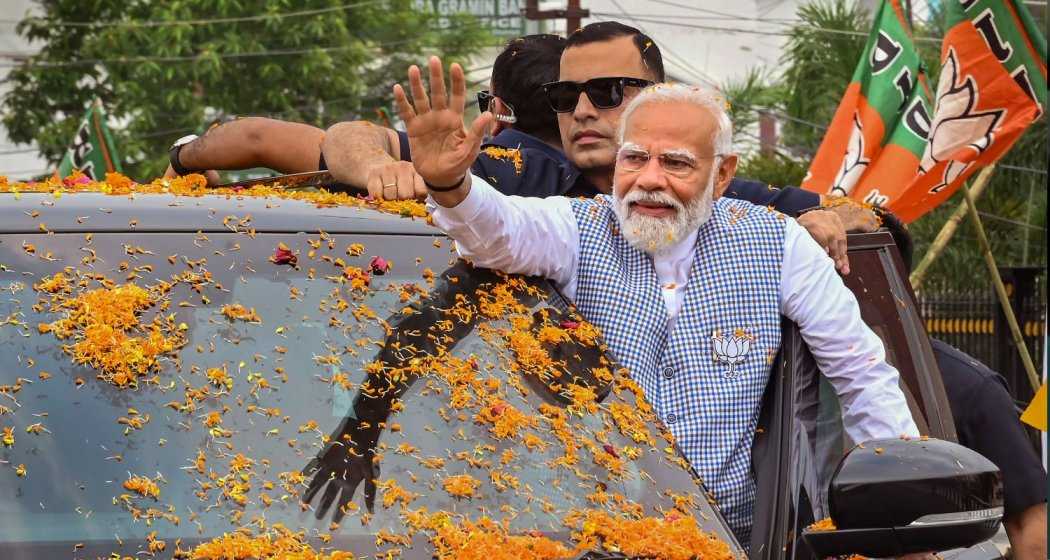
left=383, top=182, right=397, bottom=189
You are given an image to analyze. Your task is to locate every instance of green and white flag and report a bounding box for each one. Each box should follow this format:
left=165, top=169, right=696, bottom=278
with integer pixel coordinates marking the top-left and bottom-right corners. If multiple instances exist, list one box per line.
left=57, top=98, right=122, bottom=180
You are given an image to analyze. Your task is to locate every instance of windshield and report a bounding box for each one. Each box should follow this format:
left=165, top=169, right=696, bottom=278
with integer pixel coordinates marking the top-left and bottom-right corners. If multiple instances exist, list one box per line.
left=0, top=225, right=740, bottom=559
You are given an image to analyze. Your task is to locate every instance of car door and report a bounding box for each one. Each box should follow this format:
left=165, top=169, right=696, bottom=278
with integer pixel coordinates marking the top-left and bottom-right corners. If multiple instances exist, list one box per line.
left=750, top=231, right=962, bottom=560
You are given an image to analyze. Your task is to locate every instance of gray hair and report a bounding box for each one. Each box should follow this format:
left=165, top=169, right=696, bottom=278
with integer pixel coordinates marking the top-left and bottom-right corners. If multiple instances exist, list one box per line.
left=616, top=83, right=734, bottom=156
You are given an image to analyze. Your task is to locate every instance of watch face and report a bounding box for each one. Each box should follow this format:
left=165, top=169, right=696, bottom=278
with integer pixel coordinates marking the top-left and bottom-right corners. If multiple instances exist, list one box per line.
left=172, top=134, right=199, bottom=149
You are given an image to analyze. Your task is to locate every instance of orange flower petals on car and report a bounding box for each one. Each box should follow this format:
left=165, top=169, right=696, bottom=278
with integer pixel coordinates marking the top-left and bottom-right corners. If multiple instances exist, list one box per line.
left=807, top=517, right=837, bottom=532
left=190, top=525, right=355, bottom=560
left=442, top=474, right=482, bottom=499
left=569, top=510, right=735, bottom=560
left=430, top=517, right=574, bottom=560
left=123, top=475, right=161, bottom=500
left=221, top=303, right=262, bottom=323
left=35, top=280, right=185, bottom=388
left=0, top=172, right=428, bottom=219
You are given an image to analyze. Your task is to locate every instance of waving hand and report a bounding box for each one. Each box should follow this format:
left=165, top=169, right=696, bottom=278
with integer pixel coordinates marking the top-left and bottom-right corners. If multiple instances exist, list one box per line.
left=393, top=56, right=493, bottom=189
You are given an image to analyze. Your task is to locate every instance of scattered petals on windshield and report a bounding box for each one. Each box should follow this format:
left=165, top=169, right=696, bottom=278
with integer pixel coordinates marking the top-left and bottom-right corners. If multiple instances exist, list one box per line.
left=0, top=215, right=740, bottom=558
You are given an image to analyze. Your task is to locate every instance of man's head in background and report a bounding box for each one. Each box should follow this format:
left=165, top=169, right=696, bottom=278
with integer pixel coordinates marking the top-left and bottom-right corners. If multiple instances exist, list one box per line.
left=547, top=21, right=664, bottom=191
left=483, top=34, right=566, bottom=145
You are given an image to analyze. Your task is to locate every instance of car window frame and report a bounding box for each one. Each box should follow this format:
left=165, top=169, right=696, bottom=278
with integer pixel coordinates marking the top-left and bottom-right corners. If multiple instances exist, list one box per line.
left=750, top=231, right=960, bottom=560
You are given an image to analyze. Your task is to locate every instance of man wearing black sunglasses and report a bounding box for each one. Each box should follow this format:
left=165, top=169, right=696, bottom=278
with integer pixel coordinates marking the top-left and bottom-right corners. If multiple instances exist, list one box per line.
left=546, top=23, right=662, bottom=194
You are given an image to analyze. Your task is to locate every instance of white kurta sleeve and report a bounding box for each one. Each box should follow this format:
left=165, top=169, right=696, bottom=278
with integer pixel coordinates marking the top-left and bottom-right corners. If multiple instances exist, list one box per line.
left=426, top=174, right=580, bottom=293
left=779, top=219, right=921, bottom=442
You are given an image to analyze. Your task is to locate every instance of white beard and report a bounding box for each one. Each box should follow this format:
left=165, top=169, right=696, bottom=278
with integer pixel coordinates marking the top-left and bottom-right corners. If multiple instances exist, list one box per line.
left=613, top=178, right=715, bottom=256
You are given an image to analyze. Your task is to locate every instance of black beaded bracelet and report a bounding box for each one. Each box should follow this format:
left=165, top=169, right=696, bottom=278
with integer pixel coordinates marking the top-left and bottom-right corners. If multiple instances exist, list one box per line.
left=424, top=175, right=466, bottom=192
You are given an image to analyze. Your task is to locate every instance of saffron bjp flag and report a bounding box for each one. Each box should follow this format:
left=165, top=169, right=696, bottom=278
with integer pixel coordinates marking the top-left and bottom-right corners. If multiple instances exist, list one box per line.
left=57, top=98, right=123, bottom=180
left=802, top=0, right=1047, bottom=223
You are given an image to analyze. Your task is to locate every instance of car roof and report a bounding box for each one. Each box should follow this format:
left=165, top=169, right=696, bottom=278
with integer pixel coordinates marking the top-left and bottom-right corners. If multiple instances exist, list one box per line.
left=0, top=191, right=439, bottom=235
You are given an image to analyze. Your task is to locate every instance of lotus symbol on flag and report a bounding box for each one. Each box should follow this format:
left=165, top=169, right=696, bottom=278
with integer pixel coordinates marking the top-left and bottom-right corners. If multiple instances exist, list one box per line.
left=830, top=112, right=870, bottom=196
left=711, top=329, right=755, bottom=378
left=919, top=48, right=1005, bottom=191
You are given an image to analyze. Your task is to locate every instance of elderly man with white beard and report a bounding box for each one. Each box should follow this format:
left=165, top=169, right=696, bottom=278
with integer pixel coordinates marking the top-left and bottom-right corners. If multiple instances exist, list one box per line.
left=393, top=58, right=920, bottom=543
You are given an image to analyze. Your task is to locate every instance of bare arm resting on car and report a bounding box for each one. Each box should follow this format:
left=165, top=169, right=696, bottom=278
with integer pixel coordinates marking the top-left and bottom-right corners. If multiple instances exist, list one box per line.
left=321, top=121, right=423, bottom=200
left=164, top=117, right=324, bottom=184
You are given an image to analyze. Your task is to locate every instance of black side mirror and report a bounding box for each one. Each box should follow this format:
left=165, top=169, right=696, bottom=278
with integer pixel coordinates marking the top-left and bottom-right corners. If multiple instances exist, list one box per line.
left=802, top=437, right=1002, bottom=557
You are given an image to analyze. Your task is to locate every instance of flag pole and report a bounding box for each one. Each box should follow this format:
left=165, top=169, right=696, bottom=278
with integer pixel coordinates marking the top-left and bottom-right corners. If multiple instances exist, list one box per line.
left=959, top=177, right=1041, bottom=393
left=910, top=164, right=996, bottom=290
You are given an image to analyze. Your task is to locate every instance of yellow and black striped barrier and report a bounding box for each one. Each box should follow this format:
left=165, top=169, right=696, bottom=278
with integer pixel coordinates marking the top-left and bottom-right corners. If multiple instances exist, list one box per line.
left=924, top=318, right=1045, bottom=337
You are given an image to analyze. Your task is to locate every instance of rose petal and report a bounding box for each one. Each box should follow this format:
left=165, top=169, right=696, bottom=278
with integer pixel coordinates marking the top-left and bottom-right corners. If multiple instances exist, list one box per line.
left=559, top=320, right=580, bottom=330
left=270, top=244, right=297, bottom=266
left=369, top=256, right=390, bottom=275
left=602, top=444, right=619, bottom=458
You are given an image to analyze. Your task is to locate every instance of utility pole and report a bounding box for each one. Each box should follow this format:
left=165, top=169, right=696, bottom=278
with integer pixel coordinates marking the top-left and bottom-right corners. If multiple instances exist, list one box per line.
left=523, top=0, right=590, bottom=34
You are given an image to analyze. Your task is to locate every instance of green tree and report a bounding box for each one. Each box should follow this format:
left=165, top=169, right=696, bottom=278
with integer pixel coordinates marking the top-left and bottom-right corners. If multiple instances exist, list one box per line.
left=721, top=68, right=808, bottom=189
left=779, top=0, right=870, bottom=153
left=4, top=0, right=493, bottom=180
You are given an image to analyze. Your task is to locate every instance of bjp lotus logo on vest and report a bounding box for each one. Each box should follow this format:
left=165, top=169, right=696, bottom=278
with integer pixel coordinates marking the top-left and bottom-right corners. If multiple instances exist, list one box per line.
left=711, top=328, right=756, bottom=378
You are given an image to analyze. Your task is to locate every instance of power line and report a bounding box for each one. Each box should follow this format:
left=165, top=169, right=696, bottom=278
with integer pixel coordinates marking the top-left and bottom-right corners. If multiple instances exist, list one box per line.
left=977, top=210, right=1047, bottom=231
left=596, top=0, right=719, bottom=87
left=589, top=12, right=945, bottom=44
left=0, top=0, right=386, bottom=28
left=999, top=163, right=1048, bottom=176
left=648, top=0, right=790, bottom=22
left=0, top=32, right=505, bottom=69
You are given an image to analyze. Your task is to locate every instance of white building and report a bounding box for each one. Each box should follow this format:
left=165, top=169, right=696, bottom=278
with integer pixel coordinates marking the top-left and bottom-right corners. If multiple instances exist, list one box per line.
left=576, top=0, right=805, bottom=87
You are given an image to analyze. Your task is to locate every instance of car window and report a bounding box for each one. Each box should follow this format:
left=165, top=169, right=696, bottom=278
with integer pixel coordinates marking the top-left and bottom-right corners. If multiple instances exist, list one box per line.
left=839, top=247, right=934, bottom=435
left=0, top=226, right=741, bottom=558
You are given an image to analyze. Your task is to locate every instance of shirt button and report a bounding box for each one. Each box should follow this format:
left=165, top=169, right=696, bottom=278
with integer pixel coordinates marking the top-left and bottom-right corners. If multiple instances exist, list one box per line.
left=666, top=413, right=678, bottom=424
left=662, top=366, right=674, bottom=379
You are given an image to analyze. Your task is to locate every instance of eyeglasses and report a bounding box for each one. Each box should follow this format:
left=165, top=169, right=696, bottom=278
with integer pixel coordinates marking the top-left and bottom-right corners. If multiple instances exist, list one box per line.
left=476, top=90, right=517, bottom=124
left=542, top=77, right=654, bottom=113
left=616, top=146, right=722, bottom=178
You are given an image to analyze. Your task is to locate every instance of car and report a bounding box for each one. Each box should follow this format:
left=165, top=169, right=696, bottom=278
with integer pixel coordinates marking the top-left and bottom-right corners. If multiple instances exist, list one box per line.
left=0, top=175, right=1003, bottom=559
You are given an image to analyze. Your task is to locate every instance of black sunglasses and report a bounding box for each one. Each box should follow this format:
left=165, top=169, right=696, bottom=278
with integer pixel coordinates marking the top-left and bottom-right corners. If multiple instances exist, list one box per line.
left=542, top=77, right=654, bottom=113
left=476, top=90, right=495, bottom=112
left=476, top=90, right=517, bottom=124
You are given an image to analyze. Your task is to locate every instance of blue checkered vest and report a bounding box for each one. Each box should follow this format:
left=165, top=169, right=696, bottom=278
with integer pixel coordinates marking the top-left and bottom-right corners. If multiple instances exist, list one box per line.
left=569, top=195, right=786, bottom=542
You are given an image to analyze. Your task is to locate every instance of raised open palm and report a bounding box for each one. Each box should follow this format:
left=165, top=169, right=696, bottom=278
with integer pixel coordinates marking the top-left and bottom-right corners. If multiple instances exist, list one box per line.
left=393, top=56, right=493, bottom=187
